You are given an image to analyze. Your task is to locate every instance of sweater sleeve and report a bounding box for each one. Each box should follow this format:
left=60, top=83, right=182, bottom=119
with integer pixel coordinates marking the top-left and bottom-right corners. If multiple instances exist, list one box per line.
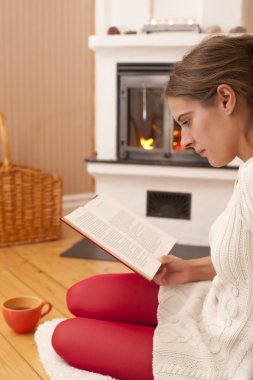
left=238, top=158, right=253, bottom=232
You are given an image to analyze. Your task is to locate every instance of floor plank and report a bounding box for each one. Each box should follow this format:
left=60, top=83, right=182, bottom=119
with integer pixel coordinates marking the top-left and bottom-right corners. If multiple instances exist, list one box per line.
left=0, top=333, right=43, bottom=379
left=6, top=260, right=71, bottom=317
left=14, top=237, right=130, bottom=288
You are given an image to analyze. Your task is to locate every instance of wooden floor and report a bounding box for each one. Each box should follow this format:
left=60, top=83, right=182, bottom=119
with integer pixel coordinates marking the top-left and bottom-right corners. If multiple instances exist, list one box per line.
left=0, top=227, right=130, bottom=379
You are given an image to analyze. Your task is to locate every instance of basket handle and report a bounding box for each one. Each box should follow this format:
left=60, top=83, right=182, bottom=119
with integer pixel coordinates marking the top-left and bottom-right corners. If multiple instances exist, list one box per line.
left=0, top=113, right=11, bottom=168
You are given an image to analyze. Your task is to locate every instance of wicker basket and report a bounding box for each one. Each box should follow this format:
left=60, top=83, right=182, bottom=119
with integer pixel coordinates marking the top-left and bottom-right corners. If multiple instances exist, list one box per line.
left=0, top=113, right=62, bottom=247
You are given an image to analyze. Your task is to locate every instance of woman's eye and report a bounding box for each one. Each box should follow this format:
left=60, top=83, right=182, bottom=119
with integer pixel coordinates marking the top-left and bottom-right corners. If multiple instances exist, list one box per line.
left=182, top=120, right=191, bottom=127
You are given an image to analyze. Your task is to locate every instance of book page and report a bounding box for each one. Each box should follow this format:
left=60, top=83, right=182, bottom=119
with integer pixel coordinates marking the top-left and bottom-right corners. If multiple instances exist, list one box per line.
left=63, top=194, right=177, bottom=280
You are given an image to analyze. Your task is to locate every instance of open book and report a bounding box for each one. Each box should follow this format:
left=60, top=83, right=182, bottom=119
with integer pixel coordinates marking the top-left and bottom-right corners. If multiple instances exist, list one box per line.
left=62, top=194, right=177, bottom=280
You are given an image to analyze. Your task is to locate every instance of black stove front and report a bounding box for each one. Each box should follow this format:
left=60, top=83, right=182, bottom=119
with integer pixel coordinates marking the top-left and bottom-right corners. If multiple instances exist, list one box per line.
left=117, top=63, right=208, bottom=167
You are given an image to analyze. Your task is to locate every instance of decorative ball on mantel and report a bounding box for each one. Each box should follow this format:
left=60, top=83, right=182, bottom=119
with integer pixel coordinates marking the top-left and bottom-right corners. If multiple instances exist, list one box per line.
left=202, top=25, right=222, bottom=33
left=107, top=26, right=121, bottom=35
left=229, top=26, right=247, bottom=33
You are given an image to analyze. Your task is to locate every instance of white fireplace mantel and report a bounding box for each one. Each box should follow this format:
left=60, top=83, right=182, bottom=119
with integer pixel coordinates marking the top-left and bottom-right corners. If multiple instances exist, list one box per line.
left=89, top=33, right=206, bottom=50
left=87, top=33, right=239, bottom=246
left=88, top=162, right=238, bottom=181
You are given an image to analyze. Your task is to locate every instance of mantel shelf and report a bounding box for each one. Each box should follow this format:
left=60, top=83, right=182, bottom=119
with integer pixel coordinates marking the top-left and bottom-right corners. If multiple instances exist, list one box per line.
left=88, top=33, right=210, bottom=51
left=87, top=161, right=238, bottom=181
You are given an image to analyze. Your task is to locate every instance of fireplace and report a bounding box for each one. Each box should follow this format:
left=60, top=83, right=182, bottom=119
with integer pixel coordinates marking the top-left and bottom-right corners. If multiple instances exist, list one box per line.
left=117, top=63, right=208, bottom=166
left=87, top=34, right=239, bottom=246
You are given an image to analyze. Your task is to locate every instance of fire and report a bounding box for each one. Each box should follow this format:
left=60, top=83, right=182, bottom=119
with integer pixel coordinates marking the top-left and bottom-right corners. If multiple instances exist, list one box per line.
left=151, top=123, right=162, bottom=135
left=173, top=130, right=185, bottom=150
left=140, top=137, right=154, bottom=150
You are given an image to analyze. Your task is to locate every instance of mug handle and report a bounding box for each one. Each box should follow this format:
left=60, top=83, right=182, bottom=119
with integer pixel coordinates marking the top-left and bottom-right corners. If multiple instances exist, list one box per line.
left=40, top=301, right=52, bottom=318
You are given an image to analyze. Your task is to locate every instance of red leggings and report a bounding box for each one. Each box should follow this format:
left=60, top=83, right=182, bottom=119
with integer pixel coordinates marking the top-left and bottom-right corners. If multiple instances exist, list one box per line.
left=52, top=273, right=159, bottom=380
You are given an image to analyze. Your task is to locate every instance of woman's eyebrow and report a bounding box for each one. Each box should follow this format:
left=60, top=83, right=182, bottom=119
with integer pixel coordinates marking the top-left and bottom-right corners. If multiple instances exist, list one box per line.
left=177, top=112, right=192, bottom=123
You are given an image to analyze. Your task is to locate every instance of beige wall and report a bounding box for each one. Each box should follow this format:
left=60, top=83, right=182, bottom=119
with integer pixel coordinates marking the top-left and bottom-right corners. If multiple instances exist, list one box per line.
left=242, top=0, right=253, bottom=31
left=0, top=0, right=94, bottom=195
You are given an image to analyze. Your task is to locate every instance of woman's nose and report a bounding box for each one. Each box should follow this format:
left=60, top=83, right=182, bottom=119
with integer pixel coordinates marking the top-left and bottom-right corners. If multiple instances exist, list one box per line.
left=181, top=130, right=194, bottom=148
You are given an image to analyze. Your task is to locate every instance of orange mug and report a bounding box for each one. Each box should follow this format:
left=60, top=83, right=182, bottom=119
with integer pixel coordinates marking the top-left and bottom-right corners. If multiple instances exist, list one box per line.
left=2, top=296, right=52, bottom=333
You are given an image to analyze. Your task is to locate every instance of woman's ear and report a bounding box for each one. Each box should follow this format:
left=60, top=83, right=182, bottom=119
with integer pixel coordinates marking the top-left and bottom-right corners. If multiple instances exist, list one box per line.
left=216, top=84, right=236, bottom=115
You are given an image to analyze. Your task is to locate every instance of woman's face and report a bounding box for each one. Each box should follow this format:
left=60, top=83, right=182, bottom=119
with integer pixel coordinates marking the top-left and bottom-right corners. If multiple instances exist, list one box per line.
left=168, top=96, right=244, bottom=167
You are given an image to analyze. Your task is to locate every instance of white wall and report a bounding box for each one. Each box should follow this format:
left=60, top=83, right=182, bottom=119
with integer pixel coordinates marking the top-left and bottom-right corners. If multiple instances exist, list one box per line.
left=202, top=0, right=243, bottom=32
left=152, top=0, right=202, bottom=26
left=95, top=0, right=250, bottom=35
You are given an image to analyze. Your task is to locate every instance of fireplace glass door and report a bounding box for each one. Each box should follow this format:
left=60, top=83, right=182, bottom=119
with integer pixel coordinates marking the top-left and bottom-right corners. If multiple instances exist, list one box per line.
left=117, top=63, right=207, bottom=165
left=128, top=85, right=168, bottom=151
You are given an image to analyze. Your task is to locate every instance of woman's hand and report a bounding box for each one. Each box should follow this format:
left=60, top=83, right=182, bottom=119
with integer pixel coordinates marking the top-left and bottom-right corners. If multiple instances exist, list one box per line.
left=153, top=255, right=191, bottom=286
left=153, top=255, right=216, bottom=286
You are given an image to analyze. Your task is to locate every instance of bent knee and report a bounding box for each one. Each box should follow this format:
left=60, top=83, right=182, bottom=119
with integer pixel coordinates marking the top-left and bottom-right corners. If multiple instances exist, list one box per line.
left=66, top=275, right=102, bottom=316
left=51, top=319, right=70, bottom=357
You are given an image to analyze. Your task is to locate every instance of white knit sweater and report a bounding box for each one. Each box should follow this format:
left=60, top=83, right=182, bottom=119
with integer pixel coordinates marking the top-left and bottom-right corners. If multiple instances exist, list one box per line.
left=153, top=157, right=253, bottom=380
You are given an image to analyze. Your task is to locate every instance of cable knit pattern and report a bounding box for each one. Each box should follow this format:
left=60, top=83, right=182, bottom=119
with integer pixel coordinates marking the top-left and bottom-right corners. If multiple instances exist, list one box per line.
left=153, top=157, right=253, bottom=380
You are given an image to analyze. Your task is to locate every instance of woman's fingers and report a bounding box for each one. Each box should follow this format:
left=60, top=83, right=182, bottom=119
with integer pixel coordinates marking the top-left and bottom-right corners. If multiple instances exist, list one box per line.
left=153, top=266, right=167, bottom=285
left=159, top=255, right=174, bottom=264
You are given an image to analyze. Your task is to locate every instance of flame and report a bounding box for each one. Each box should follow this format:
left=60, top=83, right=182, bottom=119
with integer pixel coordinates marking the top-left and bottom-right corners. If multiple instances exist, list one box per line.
left=173, top=130, right=185, bottom=150
left=151, top=123, right=162, bottom=135
left=140, top=137, right=154, bottom=150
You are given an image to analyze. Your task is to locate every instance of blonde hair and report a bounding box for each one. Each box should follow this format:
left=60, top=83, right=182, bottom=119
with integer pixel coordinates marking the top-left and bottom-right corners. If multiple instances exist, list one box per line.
left=164, top=34, right=253, bottom=107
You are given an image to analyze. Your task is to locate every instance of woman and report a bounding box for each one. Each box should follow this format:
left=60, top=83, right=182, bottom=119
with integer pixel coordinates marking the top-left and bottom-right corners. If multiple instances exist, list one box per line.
left=52, top=34, right=253, bottom=379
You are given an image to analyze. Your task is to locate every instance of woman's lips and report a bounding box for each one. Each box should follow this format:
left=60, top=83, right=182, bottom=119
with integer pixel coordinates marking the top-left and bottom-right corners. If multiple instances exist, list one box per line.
left=196, top=149, right=206, bottom=157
